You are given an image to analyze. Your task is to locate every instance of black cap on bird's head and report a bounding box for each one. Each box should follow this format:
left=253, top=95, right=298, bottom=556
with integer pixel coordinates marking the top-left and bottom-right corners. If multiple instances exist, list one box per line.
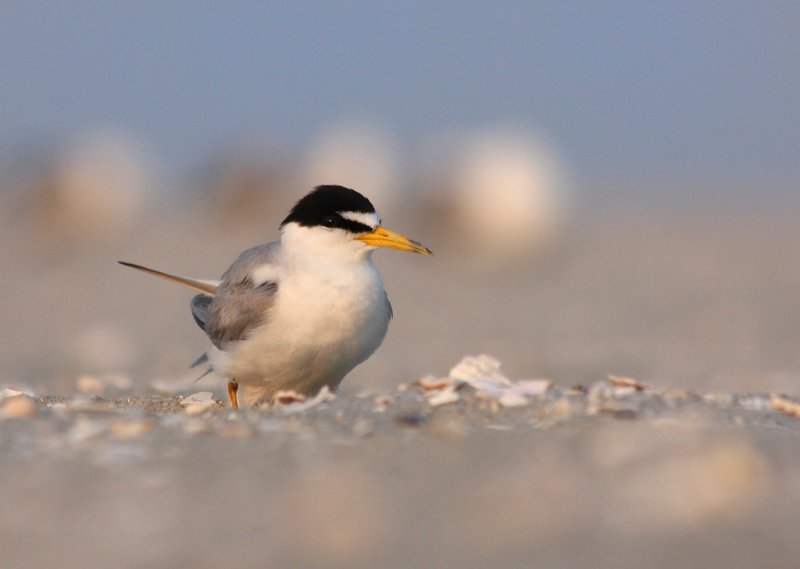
left=281, top=185, right=432, bottom=255
left=281, top=185, right=377, bottom=233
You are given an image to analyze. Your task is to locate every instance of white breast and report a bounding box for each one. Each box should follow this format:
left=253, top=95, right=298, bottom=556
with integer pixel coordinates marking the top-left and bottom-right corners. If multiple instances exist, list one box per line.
left=210, top=257, right=391, bottom=403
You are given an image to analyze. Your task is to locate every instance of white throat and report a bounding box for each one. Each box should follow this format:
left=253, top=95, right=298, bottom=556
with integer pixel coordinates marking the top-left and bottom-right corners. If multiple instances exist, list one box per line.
left=279, top=222, right=374, bottom=266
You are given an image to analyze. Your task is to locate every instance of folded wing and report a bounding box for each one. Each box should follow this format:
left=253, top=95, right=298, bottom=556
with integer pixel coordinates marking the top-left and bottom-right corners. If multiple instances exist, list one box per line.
left=201, top=242, right=281, bottom=350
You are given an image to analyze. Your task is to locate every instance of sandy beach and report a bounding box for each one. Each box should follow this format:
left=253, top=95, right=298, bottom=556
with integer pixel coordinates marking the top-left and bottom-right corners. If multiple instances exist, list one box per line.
left=2, top=207, right=800, bottom=568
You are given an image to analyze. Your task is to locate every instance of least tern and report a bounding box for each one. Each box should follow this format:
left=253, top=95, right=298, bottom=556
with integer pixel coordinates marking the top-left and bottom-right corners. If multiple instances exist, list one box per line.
left=120, top=185, right=431, bottom=408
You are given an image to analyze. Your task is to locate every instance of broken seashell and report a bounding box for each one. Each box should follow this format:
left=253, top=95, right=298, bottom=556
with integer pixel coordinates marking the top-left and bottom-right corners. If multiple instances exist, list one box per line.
left=771, top=394, right=800, bottom=419
left=424, top=356, right=553, bottom=408
left=449, top=354, right=512, bottom=388
left=180, top=391, right=216, bottom=405
left=0, top=387, right=35, bottom=402
left=415, top=377, right=455, bottom=391
left=273, top=390, right=306, bottom=405
left=546, top=399, right=575, bottom=418
left=180, top=391, right=217, bottom=415
left=608, top=375, right=646, bottom=391
left=274, top=386, right=336, bottom=413
left=514, top=379, right=553, bottom=396
left=497, top=390, right=529, bottom=408
left=427, top=388, right=461, bottom=407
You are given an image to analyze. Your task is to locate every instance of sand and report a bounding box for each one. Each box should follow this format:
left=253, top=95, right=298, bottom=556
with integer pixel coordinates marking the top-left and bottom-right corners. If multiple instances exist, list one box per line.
left=2, top=207, right=800, bottom=568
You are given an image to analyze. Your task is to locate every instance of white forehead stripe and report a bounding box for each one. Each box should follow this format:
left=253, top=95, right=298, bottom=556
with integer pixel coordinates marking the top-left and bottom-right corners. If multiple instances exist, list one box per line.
left=340, top=211, right=381, bottom=228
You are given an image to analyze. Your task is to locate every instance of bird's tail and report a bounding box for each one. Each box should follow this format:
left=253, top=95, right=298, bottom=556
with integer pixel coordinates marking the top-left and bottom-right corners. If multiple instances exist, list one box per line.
left=118, top=261, right=219, bottom=296
left=190, top=353, right=214, bottom=382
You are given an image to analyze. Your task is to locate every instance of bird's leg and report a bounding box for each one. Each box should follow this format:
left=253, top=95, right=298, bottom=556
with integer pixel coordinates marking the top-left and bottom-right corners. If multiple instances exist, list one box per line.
left=227, top=379, right=239, bottom=409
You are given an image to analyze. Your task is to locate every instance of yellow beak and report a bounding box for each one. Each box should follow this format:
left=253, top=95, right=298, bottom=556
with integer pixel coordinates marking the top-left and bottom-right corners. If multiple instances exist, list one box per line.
left=355, top=226, right=432, bottom=255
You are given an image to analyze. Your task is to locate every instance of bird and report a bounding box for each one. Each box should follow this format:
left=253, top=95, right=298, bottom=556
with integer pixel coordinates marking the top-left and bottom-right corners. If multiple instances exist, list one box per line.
left=120, top=185, right=431, bottom=408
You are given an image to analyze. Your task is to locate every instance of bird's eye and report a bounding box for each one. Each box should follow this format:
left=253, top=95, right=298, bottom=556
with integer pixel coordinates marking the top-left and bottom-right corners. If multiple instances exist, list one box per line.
left=322, top=216, right=336, bottom=228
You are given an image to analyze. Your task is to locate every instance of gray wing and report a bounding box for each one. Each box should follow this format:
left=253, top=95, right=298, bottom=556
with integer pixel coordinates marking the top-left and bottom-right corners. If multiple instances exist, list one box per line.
left=191, top=294, right=213, bottom=331
left=193, top=242, right=281, bottom=350
left=385, top=291, right=393, bottom=320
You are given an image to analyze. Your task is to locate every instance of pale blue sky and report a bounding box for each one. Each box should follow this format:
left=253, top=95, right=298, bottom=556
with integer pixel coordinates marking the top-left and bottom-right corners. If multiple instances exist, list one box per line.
left=1, top=1, right=798, bottom=202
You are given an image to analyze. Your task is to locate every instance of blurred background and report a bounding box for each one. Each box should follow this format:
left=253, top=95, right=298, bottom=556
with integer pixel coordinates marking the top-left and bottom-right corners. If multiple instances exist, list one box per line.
left=0, top=2, right=798, bottom=395
left=3, top=5, right=800, bottom=569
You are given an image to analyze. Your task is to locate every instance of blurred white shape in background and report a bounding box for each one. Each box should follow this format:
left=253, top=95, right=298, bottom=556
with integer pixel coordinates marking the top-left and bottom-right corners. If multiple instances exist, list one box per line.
left=422, top=128, right=571, bottom=265
left=25, top=131, right=152, bottom=244
left=193, top=139, right=292, bottom=230
left=300, top=121, right=400, bottom=215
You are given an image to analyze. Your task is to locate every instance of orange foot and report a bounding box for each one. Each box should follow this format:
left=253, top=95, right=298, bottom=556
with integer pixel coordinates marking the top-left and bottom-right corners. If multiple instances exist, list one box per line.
left=227, top=379, right=239, bottom=409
